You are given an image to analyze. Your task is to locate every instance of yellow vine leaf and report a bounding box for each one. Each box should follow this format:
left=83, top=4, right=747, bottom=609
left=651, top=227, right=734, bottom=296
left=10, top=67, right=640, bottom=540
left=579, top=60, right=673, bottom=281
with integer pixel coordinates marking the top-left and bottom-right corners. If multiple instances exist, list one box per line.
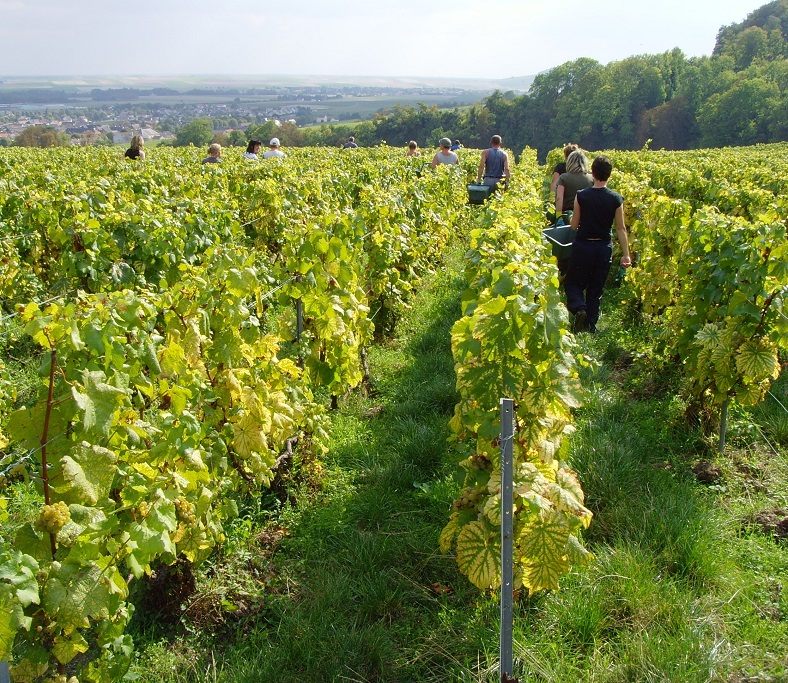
left=518, top=512, right=571, bottom=594
left=439, top=512, right=462, bottom=553
left=456, top=520, right=500, bottom=590
left=232, top=414, right=266, bottom=458
left=736, top=339, right=780, bottom=382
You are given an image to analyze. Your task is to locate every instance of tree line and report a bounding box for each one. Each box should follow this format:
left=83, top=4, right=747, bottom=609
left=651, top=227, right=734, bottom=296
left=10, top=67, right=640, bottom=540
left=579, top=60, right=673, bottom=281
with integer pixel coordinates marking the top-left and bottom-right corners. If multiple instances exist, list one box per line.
left=350, top=0, right=788, bottom=159
left=318, top=0, right=788, bottom=157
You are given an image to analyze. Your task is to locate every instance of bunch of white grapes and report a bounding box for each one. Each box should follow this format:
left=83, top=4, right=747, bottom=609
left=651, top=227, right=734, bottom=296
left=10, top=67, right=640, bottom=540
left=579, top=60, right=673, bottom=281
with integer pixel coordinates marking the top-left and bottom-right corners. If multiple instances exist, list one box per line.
left=34, top=501, right=70, bottom=534
left=453, top=486, right=483, bottom=511
left=467, top=454, right=491, bottom=471
left=174, top=497, right=196, bottom=524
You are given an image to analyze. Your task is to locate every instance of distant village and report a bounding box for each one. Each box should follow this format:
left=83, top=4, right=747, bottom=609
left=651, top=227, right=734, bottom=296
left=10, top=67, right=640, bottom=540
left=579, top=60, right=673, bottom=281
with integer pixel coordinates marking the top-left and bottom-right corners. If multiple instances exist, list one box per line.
left=0, top=101, right=316, bottom=146
left=0, top=83, right=480, bottom=146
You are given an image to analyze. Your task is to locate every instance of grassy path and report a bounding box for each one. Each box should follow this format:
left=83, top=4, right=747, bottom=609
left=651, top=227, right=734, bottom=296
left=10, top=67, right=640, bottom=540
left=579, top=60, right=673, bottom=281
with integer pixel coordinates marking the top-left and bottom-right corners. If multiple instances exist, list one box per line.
left=133, top=247, right=504, bottom=681
left=133, top=253, right=788, bottom=683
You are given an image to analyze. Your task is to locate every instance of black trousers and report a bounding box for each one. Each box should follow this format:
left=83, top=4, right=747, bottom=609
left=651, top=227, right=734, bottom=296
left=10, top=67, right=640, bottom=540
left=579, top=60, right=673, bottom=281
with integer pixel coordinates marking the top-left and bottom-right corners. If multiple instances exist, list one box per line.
left=564, top=239, right=613, bottom=328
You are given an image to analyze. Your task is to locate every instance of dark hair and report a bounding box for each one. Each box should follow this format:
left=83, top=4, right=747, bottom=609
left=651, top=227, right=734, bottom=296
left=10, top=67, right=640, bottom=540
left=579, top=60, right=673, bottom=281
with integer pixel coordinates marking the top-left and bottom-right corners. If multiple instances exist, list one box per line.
left=454, top=139, right=460, bottom=145
left=563, top=143, right=579, bottom=159
left=246, top=139, right=261, bottom=153
left=591, top=155, right=613, bottom=181
left=491, top=135, right=502, bottom=146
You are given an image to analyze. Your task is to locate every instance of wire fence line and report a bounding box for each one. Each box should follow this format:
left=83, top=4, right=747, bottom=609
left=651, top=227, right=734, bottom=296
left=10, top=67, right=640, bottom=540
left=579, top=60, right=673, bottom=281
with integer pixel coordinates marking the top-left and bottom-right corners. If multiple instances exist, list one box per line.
left=1, top=270, right=303, bottom=329
left=259, top=275, right=299, bottom=302
left=0, top=232, right=39, bottom=245
left=240, top=215, right=264, bottom=229
left=766, top=390, right=788, bottom=415
left=1, top=293, right=72, bottom=324
left=1, top=434, right=66, bottom=475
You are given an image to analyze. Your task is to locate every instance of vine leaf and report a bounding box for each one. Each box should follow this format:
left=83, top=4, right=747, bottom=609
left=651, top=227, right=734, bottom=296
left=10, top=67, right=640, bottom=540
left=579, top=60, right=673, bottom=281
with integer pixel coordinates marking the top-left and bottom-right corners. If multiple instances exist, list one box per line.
left=518, top=513, right=570, bottom=594
left=72, top=369, right=128, bottom=436
left=439, top=509, right=475, bottom=553
left=736, top=339, right=779, bottom=382
left=0, top=550, right=40, bottom=658
left=52, top=631, right=89, bottom=665
left=566, top=534, right=595, bottom=567
left=42, top=561, right=119, bottom=636
left=232, top=414, right=267, bottom=458
left=57, top=443, right=118, bottom=506
left=456, top=520, right=500, bottom=590
left=126, top=516, right=176, bottom=577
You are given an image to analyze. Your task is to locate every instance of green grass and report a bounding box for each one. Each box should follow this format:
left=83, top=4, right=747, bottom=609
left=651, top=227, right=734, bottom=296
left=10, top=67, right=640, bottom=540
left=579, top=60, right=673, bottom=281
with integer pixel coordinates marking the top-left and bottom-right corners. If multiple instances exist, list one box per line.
left=122, top=262, right=788, bottom=682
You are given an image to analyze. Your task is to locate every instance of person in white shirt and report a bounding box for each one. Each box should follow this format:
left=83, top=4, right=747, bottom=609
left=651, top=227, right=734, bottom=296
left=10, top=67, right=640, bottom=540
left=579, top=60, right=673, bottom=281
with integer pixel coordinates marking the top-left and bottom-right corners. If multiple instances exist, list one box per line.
left=243, top=139, right=262, bottom=160
left=263, top=137, right=286, bottom=159
left=430, top=137, right=459, bottom=168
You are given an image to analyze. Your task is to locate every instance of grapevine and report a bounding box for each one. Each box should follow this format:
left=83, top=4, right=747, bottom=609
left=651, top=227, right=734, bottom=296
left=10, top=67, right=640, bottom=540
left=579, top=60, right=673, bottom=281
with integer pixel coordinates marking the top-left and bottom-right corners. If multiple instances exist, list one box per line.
left=0, top=144, right=467, bottom=680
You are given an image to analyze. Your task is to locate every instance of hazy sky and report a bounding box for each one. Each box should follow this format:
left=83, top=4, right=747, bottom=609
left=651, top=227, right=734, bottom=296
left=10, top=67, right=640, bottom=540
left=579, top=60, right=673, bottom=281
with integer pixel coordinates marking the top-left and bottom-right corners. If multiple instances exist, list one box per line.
left=0, top=0, right=769, bottom=79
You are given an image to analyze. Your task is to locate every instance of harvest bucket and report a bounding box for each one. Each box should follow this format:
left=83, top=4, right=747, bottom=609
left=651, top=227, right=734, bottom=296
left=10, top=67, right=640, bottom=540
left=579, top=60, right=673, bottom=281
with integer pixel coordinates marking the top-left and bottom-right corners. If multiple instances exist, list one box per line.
left=542, top=223, right=575, bottom=260
left=467, top=183, right=492, bottom=204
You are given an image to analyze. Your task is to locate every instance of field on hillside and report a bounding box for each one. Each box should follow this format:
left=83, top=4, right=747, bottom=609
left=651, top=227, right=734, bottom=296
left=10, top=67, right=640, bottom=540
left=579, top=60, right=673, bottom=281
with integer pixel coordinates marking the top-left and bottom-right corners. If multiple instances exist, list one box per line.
left=0, top=144, right=786, bottom=682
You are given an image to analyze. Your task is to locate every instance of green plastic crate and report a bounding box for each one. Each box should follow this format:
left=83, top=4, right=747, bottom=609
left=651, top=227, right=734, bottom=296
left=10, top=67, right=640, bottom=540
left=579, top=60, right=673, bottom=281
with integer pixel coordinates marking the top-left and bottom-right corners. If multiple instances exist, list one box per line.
left=542, top=224, right=575, bottom=260
left=467, top=184, right=492, bottom=204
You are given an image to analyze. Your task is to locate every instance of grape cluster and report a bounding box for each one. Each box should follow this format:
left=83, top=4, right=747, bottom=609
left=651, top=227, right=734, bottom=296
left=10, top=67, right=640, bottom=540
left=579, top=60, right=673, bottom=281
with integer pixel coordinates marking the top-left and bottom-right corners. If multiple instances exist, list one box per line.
left=1, top=462, right=28, bottom=488
left=452, top=486, right=483, bottom=511
left=34, top=501, right=70, bottom=534
left=137, top=501, right=151, bottom=518
left=174, top=497, right=196, bottom=524
left=467, top=454, right=491, bottom=471
left=41, top=676, right=79, bottom=683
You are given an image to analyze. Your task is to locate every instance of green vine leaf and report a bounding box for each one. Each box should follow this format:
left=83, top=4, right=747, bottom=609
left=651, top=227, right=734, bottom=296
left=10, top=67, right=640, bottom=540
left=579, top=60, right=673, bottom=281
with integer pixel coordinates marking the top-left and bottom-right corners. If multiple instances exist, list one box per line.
left=52, top=630, right=89, bottom=665
left=72, top=369, right=128, bottom=436
left=42, top=560, right=120, bottom=635
left=56, top=442, right=118, bottom=506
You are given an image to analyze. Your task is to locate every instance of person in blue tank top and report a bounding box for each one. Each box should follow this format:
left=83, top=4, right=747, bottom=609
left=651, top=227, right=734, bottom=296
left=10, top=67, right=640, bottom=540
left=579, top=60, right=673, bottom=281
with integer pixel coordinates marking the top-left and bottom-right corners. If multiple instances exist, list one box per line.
left=564, top=155, right=632, bottom=333
left=476, top=135, right=510, bottom=191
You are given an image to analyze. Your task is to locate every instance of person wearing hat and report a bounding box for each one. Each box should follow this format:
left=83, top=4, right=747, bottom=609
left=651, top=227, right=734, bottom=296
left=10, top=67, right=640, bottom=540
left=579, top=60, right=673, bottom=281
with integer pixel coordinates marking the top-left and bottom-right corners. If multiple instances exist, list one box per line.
left=430, top=137, right=459, bottom=168
left=263, top=137, right=286, bottom=159
left=476, top=134, right=510, bottom=191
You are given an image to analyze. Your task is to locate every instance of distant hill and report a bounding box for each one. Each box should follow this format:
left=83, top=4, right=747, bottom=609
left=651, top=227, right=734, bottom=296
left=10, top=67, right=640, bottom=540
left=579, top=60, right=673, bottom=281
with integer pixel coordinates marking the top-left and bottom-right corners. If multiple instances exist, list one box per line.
left=0, top=74, right=536, bottom=96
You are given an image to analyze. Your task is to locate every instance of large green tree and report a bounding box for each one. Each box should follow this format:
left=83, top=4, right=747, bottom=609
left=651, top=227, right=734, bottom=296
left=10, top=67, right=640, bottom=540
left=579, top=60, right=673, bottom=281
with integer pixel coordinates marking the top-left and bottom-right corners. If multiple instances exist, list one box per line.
left=698, top=76, right=781, bottom=146
left=14, top=125, right=70, bottom=147
left=173, top=117, right=214, bottom=147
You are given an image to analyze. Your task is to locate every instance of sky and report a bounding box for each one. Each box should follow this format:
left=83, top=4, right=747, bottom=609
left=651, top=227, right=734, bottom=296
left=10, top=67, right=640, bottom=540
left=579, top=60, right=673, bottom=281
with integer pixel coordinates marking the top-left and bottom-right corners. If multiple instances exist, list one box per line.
left=0, top=0, right=771, bottom=80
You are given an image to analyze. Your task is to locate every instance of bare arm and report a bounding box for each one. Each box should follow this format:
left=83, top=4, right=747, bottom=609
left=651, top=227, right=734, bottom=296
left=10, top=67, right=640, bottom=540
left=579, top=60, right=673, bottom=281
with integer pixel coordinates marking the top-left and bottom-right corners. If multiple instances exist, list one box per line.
left=615, top=205, right=631, bottom=266
left=550, top=171, right=560, bottom=193
left=476, top=149, right=488, bottom=182
left=430, top=154, right=439, bottom=169
left=555, top=183, right=565, bottom=219
left=570, top=197, right=581, bottom=230
left=503, top=151, right=510, bottom=181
